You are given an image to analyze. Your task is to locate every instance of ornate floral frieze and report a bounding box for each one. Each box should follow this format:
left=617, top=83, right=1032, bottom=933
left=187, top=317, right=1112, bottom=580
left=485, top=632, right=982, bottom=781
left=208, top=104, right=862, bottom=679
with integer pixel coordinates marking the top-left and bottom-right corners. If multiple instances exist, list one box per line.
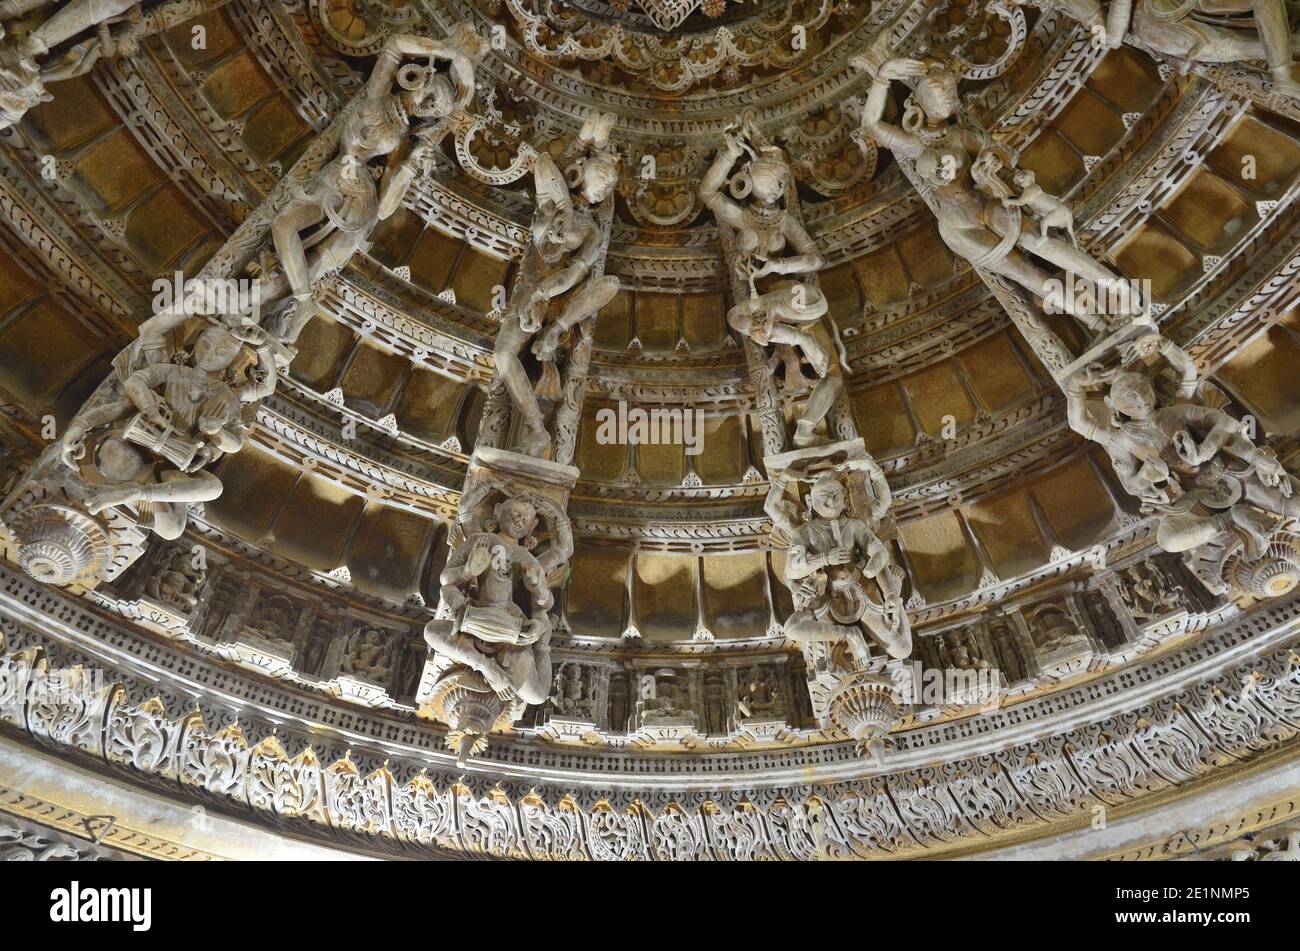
left=0, top=812, right=116, bottom=861
left=1, top=566, right=1298, bottom=858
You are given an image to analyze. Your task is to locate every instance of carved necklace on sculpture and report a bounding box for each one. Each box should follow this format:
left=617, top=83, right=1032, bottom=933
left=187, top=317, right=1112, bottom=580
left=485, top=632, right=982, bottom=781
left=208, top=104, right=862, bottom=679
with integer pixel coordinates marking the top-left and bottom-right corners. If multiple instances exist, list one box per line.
left=1114, top=415, right=1167, bottom=456
left=740, top=203, right=786, bottom=259
left=346, top=95, right=407, bottom=156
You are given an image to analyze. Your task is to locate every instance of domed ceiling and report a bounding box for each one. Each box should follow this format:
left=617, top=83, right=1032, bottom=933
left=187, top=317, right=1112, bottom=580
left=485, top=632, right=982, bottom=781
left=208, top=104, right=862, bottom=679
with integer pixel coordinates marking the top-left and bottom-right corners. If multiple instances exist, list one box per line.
left=0, top=0, right=1298, bottom=861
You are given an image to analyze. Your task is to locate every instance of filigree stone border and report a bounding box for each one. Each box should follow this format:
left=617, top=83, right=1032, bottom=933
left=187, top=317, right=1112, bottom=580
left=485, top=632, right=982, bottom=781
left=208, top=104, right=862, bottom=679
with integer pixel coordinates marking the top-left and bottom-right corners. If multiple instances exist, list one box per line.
left=2, top=564, right=1299, bottom=857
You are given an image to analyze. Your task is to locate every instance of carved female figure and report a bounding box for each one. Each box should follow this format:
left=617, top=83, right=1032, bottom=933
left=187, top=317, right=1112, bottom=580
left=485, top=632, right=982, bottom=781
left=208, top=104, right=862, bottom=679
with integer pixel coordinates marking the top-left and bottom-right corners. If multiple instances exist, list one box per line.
left=493, top=112, right=621, bottom=457
left=700, top=116, right=845, bottom=448
left=853, top=54, right=1143, bottom=329
left=0, top=1, right=228, bottom=129
left=55, top=322, right=271, bottom=540
left=0, top=0, right=139, bottom=127
left=267, top=23, right=488, bottom=342
left=425, top=494, right=572, bottom=707
left=766, top=465, right=912, bottom=663
left=1066, top=333, right=1300, bottom=557
left=1012, top=0, right=1300, bottom=99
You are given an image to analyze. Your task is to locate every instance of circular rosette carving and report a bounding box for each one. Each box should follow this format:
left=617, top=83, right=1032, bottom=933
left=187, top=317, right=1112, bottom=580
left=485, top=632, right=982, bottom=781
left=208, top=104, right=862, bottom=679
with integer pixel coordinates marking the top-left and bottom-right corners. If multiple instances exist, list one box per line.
left=1225, top=531, right=1300, bottom=599
left=453, top=116, right=537, bottom=186
left=10, top=504, right=112, bottom=589
left=428, top=666, right=513, bottom=765
left=827, top=669, right=901, bottom=760
left=628, top=179, right=698, bottom=226
left=311, top=0, right=416, bottom=56
left=931, top=0, right=1028, bottom=80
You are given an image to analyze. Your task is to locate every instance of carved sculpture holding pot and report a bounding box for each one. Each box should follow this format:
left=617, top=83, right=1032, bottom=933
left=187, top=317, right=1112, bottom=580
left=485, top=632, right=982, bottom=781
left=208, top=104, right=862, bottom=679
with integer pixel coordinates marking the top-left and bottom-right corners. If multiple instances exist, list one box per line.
left=700, top=113, right=848, bottom=448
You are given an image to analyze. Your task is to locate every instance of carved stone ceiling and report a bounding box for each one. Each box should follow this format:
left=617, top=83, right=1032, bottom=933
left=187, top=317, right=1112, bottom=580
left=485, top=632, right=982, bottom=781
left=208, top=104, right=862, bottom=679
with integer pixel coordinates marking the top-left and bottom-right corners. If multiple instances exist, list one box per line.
left=0, top=0, right=1297, bottom=860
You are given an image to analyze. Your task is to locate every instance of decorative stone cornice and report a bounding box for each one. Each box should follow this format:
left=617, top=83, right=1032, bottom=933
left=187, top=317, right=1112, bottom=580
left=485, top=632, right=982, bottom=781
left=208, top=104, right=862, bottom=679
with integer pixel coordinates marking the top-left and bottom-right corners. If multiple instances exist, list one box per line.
left=1, top=566, right=1298, bottom=858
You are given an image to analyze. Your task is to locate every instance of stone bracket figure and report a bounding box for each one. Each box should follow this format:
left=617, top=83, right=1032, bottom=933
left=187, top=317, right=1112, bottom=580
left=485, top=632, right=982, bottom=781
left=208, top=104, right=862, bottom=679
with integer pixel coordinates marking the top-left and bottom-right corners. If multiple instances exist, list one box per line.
left=851, top=50, right=1147, bottom=333
left=2, top=300, right=278, bottom=590
left=1010, top=0, right=1300, bottom=101
left=766, top=458, right=912, bottom=665
left=0, top=0, right=229, bottom=129
left=261, top=22, right=490, bottom=344
left=1065, top=329, right=1300, bottom=598
left=762, top=438, right=912, bottom=760
left=700, top=113, right=850, bottom=449
left=489, top=111, right=620, bottom=458
left=420, top=466, right=576, bottom=760
left=1, top=20, right=495, bottom=594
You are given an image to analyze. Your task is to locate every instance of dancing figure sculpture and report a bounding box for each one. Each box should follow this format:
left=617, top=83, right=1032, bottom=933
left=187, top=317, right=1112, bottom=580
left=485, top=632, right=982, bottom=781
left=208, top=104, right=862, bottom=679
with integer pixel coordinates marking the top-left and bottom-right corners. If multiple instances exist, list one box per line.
left=701, top=115, right=847, bottom=448
left=765, top=461, right=912, bottom=663
left=0, top=1, right=231, bottom=129
left=263, top=23, right=489, bottom=343
left=1066, top=332, right=1300, bottom=596
left=53, top=315, right=277, bottom=544
left=1, top=0, right=140, bottom=128
left=422, top=486, right=574, bottom=759
left=490, top=112, right=621, bottom=457
left=1011, top=0, right=1300, bottom=100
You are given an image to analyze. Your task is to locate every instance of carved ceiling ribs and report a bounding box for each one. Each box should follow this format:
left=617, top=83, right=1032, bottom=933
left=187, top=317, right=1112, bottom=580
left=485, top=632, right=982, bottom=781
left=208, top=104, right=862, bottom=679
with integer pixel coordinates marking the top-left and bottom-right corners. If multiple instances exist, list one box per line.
left=0, top=0, right=1297, bottom=853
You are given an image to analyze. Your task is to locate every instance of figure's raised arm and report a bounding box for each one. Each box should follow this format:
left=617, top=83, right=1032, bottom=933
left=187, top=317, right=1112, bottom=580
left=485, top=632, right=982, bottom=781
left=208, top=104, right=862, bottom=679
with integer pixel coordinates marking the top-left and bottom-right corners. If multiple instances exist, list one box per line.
left=533, top=496, right=574, bottom=576
left=440, top=536, right=488, bottom=588
left=1105, top=0, right=1132, bottom=49
left=445, top=47, right=481, bottom=110
left=1159, top=336, right=1200, bottom=401
left=864, top=458, right=892, bottom=525
left=850, top=56, right=928, bottom=160
left=1064, top=366, right=1108, bottom=444
left=368, top=33, right=469, bottom=98
left=699, top=136, right=748, bottom=232
left=764, top=479, right=802, bottom=540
